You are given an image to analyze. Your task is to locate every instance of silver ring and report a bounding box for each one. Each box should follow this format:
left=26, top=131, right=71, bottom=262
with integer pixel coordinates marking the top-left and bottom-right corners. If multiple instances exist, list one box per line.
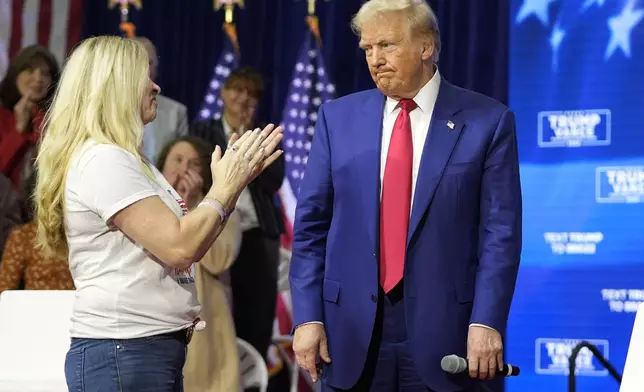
left=231, top=145, right=239, bottom=152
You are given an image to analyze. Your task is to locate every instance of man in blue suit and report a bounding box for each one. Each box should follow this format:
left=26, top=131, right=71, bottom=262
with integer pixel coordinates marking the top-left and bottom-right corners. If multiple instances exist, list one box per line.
left=289, top=0, right=522, bottom=390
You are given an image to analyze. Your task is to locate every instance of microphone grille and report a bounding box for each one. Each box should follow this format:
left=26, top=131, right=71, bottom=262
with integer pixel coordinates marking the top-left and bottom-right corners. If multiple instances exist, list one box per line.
left=441, top=354, right=466, bottom=374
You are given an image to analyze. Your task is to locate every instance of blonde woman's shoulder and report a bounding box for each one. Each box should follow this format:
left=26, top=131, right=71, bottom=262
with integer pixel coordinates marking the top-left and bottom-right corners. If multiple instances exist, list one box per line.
left=70, top=142, right=138, bottom=173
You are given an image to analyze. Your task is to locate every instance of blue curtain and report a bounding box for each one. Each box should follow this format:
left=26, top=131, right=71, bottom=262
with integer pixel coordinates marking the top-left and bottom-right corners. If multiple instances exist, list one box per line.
left=81, top=0, right=509, bottom=125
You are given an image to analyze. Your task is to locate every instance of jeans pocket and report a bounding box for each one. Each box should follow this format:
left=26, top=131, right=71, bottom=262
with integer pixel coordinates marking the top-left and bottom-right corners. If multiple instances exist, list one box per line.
left=64, top=347, right=85, bottom=392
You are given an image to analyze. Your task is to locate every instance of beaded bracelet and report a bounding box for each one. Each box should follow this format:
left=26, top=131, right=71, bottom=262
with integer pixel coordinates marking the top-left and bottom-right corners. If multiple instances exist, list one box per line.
left=198, top=198, right=232, bottom=222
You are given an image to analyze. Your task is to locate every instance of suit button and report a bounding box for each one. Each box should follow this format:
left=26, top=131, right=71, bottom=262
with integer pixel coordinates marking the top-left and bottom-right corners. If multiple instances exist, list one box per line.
left=371, top=294, right=377, bottom=303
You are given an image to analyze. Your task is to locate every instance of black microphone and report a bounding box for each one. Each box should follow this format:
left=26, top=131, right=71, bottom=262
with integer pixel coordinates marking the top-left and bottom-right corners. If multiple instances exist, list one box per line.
left=441, top=355, right=520, bottom=377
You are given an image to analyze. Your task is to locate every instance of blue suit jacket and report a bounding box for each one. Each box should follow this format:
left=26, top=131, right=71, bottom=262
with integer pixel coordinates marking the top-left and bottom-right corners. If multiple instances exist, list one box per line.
left=289, top=80, right=522, bottom=391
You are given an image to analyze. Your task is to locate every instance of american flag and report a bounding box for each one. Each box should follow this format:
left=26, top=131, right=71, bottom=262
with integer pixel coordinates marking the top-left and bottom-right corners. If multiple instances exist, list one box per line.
left=0, top=0, right=84, bottom=78
left=197, top=30, right=238, bottom=121
left=272, top=30, right=334, bottom=392
left=279, top=32, right=335, bottom=229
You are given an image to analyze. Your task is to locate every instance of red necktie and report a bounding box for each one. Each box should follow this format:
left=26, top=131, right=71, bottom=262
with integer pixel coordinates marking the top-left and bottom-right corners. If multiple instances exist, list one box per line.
left=380, top=99, right=417, bottom=293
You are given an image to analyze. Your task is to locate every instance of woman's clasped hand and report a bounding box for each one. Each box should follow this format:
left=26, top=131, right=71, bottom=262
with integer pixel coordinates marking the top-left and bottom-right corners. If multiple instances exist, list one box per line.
left=210, top=123, right=283, bottom=197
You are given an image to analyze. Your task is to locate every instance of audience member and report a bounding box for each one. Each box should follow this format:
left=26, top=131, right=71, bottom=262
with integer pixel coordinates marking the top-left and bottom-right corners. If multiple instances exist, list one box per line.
left=0, top=45, right=59, bottom=189
left=0, top=173, right=21, bottom=255
left=155, top=136, right=243, bottom=392
left=191, top=67, right=285, bottom=362
left=135, top=37, right=189, bottom=163
left=34, top=36, right=282, bottom=391
left=0, top=167, right=73, bottom=293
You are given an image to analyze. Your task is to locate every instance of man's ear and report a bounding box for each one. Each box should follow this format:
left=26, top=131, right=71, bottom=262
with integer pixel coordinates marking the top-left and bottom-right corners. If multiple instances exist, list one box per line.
left=421, top=37, right=434, bottom=61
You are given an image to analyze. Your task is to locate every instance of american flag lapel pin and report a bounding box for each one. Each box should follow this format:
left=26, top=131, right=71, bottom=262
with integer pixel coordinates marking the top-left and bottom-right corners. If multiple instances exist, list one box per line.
left=447, top=120, right=455, bottom=130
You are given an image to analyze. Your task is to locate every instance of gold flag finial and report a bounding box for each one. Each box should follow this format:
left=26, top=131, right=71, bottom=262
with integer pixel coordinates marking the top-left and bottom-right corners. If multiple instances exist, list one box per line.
left=305, top=0, right=321, bottom=45
left=108, top=0, right=143, bottom=37
left=108, top=0, right=142, bottom=10
left=214, top=0, right=244, bottom=24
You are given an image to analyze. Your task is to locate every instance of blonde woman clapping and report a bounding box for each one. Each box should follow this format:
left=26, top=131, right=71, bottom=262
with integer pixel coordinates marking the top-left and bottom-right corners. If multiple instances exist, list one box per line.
left=34, top=36, right=283, bottom=392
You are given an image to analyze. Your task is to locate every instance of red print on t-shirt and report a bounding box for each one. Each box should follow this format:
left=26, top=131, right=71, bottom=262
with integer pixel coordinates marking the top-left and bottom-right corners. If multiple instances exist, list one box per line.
left=167, top=189, right=189, bottom=215
left=177, top=198, right=188, bottom=215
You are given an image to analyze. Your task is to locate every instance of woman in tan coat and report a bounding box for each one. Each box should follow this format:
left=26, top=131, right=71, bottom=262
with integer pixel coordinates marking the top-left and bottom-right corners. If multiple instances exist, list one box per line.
left=156, top=136, right=241, bottom=391
left=183, top=211, right=241, bottom=392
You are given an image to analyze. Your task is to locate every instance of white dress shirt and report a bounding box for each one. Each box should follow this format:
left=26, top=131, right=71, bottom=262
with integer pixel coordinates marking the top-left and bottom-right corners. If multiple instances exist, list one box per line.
left=380, top=70, right=441, bottom=203
left=222, top=119, right=260, bottom=232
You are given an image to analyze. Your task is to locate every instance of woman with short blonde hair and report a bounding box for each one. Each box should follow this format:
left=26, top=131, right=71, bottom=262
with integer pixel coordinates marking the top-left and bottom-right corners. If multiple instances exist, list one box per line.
left=35, top=36, right=283, bottom=391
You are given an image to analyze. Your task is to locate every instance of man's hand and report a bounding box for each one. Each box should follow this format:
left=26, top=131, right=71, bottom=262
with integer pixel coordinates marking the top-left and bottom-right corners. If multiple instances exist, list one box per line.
left=293, top=323, right=331, bottom=382
left=467, top=325, right=503, bottom=380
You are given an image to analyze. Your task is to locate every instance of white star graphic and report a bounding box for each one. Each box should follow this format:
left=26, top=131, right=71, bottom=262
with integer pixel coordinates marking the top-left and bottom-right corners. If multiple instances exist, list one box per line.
left=516, top=0, right=558, bottom=26
left=582, top=0, right=605, bottom=11
left=605, top=0, right=644, bottom=60
left=549, top=24, right=566, bottom=71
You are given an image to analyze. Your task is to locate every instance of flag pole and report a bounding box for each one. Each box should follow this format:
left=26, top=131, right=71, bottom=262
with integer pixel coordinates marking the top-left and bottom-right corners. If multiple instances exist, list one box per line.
left=108, top=0, right=142, bottom=37
left=214, top=0, right=243, bottom=55
left=306, top=0, right=322, bottom=46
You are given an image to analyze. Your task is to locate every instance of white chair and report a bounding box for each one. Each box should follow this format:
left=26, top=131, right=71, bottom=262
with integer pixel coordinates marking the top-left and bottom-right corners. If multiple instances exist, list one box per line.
left=0, top=290, right=75, bottom=392
left=620, top=303, right=644, bottom=392
left=238, top=337, right=269, bottom=392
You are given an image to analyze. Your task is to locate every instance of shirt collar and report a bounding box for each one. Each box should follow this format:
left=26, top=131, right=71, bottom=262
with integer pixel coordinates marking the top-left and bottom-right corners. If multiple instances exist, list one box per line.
left=222, top=116, right=247, bottom=138
left=222, top=117, right=234, bottom=138
left=384, top=68, right=441, bottom=116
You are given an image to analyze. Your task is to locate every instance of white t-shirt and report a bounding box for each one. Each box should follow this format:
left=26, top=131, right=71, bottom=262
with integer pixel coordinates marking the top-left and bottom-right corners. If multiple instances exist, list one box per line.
left=64, top=141, right=200, bottom=339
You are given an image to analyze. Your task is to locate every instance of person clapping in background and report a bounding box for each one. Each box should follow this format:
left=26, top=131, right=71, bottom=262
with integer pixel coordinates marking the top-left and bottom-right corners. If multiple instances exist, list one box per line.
left=155, top=135, right=242, bottom=391
left=191, top=67, right=285, bottom=366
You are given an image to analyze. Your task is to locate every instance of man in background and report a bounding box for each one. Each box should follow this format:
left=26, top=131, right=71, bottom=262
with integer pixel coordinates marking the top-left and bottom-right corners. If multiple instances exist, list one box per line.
left=191, top=67, right=285, bottom=365
left=136, top=37, right=188, bottom=163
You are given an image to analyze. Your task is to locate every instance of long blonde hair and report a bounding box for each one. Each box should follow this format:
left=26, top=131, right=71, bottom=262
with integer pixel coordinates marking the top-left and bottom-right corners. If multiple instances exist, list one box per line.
left=35, top=36, right=150, bottom=258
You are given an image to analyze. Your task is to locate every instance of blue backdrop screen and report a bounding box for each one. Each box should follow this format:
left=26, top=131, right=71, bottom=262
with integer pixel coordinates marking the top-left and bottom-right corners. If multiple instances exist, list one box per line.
left=507, top=1, right=644, bottom=391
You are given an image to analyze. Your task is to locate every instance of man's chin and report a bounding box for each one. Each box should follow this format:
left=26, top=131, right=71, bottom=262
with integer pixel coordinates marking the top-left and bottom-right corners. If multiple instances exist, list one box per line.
left=375, top=81, right=395, bottom=96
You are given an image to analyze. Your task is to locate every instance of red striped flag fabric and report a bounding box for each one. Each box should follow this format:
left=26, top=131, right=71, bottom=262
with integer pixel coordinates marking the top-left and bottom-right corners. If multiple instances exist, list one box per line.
left=0, top=0, right=84, bottom=78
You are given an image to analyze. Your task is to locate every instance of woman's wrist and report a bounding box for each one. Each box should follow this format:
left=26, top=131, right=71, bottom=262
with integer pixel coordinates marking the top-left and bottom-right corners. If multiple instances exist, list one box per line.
left=204, top=186, right=237, bottom=216
left=198, top=198, right=232, bottom=222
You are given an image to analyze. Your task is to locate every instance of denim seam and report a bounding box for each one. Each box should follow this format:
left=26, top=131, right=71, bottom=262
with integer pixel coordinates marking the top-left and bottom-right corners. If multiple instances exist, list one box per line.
left=114, top=341, right=123, bottom=392
left=77, top=347, right=85, bottom=392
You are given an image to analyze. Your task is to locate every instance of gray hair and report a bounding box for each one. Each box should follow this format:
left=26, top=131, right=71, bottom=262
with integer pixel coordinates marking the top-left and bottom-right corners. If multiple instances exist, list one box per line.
left=351, top=0, right=441, bottom=63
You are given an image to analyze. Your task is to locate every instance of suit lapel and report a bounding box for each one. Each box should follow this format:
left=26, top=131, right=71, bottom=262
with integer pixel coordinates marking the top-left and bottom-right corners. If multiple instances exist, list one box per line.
left=407, top=81, right=464, bottom=246
left=357, top=91, right=386, bottom=253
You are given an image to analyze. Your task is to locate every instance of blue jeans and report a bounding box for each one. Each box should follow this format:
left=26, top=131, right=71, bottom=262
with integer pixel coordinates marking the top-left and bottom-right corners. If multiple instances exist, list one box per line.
left=64, top=331, right=187, bottom=392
